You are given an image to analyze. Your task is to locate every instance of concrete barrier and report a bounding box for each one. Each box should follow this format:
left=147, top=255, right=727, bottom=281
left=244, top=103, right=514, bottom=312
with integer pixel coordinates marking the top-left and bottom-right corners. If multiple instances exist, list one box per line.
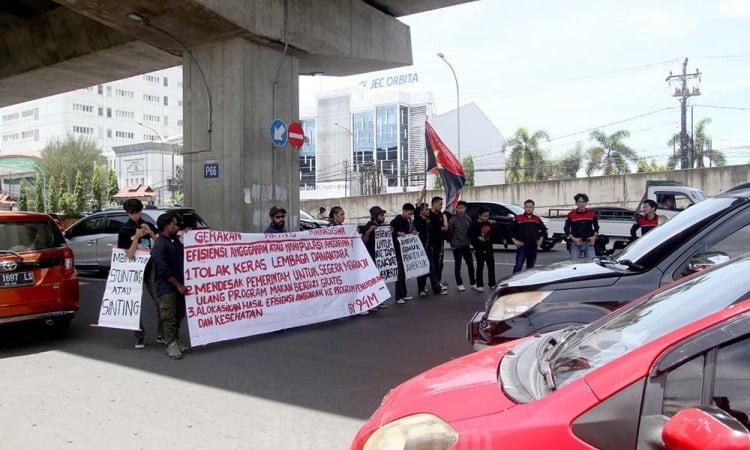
left=301, top=165, right=750, bottom=224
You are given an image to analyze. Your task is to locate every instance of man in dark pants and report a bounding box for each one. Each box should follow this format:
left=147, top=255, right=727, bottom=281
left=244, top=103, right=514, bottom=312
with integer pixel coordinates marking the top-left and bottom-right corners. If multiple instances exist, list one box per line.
left=427, top=196, right=448, bottom=287
left=448, top=200, right=476, bottom=292
left=414, top=202, right=446, bottom=297
left=361, top=205, right=387, bottom=311
left=390, top=203, right=416, bottom=304
left=151, top=212, right=187, bottom=360
left=511, top=199, right=547, bottom=273
left=469, top=207, right=495, bottom=292
left=116, top=198, right=160, bottom=349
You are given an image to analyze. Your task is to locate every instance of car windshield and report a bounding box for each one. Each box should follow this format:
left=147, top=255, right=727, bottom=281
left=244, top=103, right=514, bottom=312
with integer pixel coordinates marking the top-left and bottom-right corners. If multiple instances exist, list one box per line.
left=550, top=255, right=750, bottom=388
left=0, top=220, right=65, bottom=252
left=616, top=196, right=736, bottom=266
left=505, top=204, right=524, bottom=215
left=300, top=210, right=314, bottom=220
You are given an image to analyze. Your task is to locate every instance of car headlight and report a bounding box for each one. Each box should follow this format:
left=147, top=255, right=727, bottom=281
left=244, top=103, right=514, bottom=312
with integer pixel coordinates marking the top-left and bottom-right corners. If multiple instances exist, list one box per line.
left=486, top=291, right=552, bottom=321
left=363, top=413, right=458, bottom=450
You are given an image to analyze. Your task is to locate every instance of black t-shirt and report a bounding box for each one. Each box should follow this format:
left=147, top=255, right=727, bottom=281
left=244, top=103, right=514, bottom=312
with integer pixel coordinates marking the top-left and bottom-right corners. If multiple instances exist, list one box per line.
left=117, top=218, right=156, bottom=250
left=427, top=210, right=446, bottom=244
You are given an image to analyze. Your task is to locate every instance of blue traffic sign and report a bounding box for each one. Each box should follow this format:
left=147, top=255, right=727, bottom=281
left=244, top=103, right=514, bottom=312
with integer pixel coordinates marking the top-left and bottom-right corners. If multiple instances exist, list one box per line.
left=269, top=119, right=288, bottom=147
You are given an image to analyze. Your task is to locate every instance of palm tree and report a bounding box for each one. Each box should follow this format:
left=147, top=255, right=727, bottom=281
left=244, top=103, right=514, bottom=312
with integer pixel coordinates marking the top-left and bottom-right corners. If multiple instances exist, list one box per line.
left=665, top=118, right=726, bottom=169
left=504, top=127, right=550, bottom=183
left=585, top=129, right=638, bottom=176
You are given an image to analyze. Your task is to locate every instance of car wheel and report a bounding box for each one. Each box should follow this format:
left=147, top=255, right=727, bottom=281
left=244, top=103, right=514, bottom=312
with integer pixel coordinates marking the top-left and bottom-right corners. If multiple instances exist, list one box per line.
left=541, top=243, right=554, bottom=251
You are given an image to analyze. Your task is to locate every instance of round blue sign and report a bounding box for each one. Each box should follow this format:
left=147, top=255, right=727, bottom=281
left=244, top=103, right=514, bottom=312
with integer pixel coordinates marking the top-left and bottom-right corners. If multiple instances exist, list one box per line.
left=269, top=119, right=288, bottom=147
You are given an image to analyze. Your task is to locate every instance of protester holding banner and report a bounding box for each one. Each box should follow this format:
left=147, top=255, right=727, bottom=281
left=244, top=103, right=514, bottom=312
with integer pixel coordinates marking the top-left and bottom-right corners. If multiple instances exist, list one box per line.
left=151, top=212, right=188, bottom=360
left=265, top=206, right=288, bottom=233
left=468, top=207, right=496, bottom=292
left=117, top=198, right=160, bottom=349
left=362, top=206, right=387, bottom=259
left=414, top=202, right=447, bottom=297
left=328, top=206, right=346, bottom=226
left=448, top=200, right=476, bottom=292
left=390, top=203, right=416, bottom=304
left=428, top=196, right=449, bottom=288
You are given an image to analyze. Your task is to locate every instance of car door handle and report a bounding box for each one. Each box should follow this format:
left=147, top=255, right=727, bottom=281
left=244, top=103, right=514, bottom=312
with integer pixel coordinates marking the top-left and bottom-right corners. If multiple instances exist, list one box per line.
left=86, top=240, right=96, bottom=246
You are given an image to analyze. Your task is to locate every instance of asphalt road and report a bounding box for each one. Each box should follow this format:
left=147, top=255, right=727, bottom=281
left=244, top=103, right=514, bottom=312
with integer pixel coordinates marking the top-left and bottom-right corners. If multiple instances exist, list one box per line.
left=0, top=246, right=569, bottom=449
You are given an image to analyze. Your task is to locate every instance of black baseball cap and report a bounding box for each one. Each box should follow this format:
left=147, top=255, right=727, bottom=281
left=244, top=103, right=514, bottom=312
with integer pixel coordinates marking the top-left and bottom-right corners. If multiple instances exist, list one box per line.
left=369, top=206, right=386, bottom=217
left=269, top=206, right=287, bottom=217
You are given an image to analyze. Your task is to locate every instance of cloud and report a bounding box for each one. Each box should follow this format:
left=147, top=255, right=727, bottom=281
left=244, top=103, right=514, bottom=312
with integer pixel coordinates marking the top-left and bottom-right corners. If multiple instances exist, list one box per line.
left=719, top=0, right=750, bottom=18
left=637, top=8, right=698, bottom=39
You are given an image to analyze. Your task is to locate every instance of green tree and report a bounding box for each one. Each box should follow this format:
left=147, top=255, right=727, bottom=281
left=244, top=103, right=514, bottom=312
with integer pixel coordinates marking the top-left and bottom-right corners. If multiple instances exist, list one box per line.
left=73, top=169, right=86, bottom=215
left=48, top=175, right=60, bottom=213
left=39, top=134, right=104, bottom=192
left=34, top=174, right=45, bottom=212
left=18, top=179, right=29, bottom=211
left=546, top=144, right=582, bottom=180
left=462, top=155, right=474, bottom=187
left=107, top=169, right=119, bottom=205
left=585, top=129, right=638, bottom=176
left=665, top=118, right=726, bottom=169
left=91, top=165, right=103, bottom=211
left=504, top=128, right=550, bottom=183
left=636, top=158, right=664, bottom=173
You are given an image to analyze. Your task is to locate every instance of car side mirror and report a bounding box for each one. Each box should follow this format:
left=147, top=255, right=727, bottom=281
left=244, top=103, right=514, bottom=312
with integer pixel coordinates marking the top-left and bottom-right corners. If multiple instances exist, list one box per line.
left=662, top=406, right=750, bottom=450
left=686, top=251, right=731, bottom=274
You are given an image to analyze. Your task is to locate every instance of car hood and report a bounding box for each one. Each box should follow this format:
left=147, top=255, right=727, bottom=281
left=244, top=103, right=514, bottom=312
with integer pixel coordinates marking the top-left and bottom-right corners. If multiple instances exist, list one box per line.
left=500, top=260, right=620, bottom=289
left=377, top=345, right=516, bottom=424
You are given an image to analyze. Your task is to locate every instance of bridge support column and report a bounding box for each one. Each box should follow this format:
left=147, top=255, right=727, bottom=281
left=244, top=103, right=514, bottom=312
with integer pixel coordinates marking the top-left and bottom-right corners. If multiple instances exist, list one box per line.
left=183, top=37, right=299, bottom=232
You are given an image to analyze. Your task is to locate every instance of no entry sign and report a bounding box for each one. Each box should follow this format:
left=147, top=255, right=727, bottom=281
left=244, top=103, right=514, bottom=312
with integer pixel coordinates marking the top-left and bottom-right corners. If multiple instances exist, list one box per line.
left=288, top=121, right=305, bottom=149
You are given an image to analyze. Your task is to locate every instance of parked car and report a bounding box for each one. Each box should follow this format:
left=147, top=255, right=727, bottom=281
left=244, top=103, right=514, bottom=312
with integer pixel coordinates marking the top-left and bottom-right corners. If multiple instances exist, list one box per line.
left=468, top=185, right=750, bottom=349
left=546, top=205, right=639, bottom=255
left=352, top=255, right=750, bottom=450
left=299, top=209, right=329, bottom=230
left=463, top=201, right=556, bottom=250
left=64, top=206, right=208, bottom=272
left=0, top=211, right=79, bottom=335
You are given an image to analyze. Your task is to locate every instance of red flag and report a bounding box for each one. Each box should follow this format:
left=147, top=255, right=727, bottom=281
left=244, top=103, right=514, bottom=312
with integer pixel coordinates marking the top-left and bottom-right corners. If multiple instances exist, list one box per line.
left=425, top=121, right=466, bottom=211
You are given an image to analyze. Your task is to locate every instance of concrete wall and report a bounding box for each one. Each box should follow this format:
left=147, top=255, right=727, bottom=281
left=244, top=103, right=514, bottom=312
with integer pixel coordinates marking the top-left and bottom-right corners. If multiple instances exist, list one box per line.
left=301, top=165, right=750, bottom=222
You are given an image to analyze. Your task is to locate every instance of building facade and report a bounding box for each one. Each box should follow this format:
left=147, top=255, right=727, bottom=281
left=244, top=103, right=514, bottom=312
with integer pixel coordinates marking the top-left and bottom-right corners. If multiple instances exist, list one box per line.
left=0, top=67, right=183, bottom=168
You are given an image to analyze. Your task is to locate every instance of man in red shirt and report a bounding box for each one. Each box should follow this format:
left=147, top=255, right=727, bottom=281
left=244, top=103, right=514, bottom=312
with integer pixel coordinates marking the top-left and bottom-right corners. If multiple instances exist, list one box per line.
left=564, top=193, right=599, bottom=261
left=511, top=199, right=548, bottom=273
left=630, top=199, right=661, bottom=241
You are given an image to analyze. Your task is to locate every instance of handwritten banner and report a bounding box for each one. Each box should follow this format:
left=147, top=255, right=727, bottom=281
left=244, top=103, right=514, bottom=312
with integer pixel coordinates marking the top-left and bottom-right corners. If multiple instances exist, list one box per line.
left=398, top=234, right=430, bottom=280
left=374, top=226, right=398, bottom=283
left=182, top=225, right=390, bottom=346
left=96, top=248, right=150, bottom=330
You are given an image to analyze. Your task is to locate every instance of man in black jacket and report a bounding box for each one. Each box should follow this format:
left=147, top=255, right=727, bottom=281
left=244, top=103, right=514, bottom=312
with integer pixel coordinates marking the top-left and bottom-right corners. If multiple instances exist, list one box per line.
left=511, top=199, right=547, bottom=273
left=468, top=207, right=495, bottom=292
left=390, top=203, right=416, bottom=303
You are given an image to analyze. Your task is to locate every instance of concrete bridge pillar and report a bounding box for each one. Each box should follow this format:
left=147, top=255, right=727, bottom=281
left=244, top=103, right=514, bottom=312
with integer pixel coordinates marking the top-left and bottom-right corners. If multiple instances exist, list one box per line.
left=183, top=38, right=299, bottom=232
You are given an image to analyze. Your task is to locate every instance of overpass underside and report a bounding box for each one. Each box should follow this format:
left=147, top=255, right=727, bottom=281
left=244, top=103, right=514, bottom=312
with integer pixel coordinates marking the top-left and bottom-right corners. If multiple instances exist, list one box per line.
left=0, top=0, right=472, bottom=231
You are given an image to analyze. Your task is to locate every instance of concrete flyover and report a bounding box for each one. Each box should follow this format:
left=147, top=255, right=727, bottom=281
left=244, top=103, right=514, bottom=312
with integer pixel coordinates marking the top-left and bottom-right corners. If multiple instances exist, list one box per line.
left=0, top=0, right=474, bottom=231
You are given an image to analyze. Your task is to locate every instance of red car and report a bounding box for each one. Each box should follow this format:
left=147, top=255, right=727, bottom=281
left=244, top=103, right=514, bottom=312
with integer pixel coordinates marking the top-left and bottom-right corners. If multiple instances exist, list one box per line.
left=0, top=212, right=79, bottom=335
left=352, top=255, right=750, bottom=450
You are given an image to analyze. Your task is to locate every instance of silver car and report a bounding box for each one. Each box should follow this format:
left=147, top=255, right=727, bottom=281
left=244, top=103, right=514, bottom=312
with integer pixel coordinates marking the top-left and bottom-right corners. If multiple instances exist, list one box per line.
left=64, top=206, right=208, bottom=272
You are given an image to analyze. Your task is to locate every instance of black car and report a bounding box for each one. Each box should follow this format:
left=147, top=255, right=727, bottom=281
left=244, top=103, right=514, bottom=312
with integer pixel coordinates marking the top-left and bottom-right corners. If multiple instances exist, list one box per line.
left=464, top=201, right=555, bottom=250
left=467, top=185, right=750, bottom=349
left=64, top=206, right=208, bottom=271
left=299, top=209, right=329, bottom=230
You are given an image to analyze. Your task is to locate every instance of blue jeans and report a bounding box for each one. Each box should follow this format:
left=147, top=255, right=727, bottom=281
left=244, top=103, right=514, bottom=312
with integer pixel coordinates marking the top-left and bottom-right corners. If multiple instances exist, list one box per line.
left=513, top=245, right=538, bottom=273
left=569, top=241, right=595, bottom=261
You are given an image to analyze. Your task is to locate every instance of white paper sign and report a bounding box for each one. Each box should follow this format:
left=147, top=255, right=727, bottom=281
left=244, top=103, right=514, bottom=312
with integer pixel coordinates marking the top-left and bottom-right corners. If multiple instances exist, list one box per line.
left=374, top=226, right=398, bottom=283
left=96, top=248, right=150, bottom=330
left=398, top=234, right=430, bottom=280
left=182, top=225, right=390, bottom=346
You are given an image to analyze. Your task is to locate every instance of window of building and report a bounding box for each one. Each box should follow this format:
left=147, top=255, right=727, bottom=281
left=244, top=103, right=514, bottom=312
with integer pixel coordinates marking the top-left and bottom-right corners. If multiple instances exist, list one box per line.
left=2, top=112, right=20, bottom=122
left=2, top=132, right=20, bottom=142
left=177, top=119, right=183, bottom=127
left=143, top=74, right=160, bottom=83
left=115, top=131, right=134, bottom=139
left=107, top=108, right=112, bottom=118
left=21, top=108, right=38, bottom=119
left=143, top=114, right=160, bottom=123
left=144, top=134, right=159, bottom=142
left=107, top=129, right=112, bottom=138
left=163, top=96, right=168, bottom=106
left=73, top=125, right=94, bottom=135
left=163, top=77, right=168, bottom=87
left=98, top=107, right=104, bottom=116
left=73, top=103, right=94, bottom=113
left=143, top=94, right=160, bottom=103
left=163, top=116, right=168, bottom=126
left=116, top=89, right=134, bottom=98
left=178, top=100, right=183, bottom=107
left=106, top=86, right=112, bottom=96
left=21, top=130, right=39, bottom=141
left=115, top=110, right=134, bottom=119
left=97, top=85, right=103, bottom=95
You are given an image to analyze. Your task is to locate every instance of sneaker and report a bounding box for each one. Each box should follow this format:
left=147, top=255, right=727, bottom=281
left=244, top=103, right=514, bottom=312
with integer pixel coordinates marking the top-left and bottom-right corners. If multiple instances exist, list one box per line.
left=440, top=282, right=448, bottom=288
left=440, top=289, right=449, bottom=295
left=377, top=303, right=388, bottom=309
left=358, top=310, right=370, bottom=316
left=403, top=295, right=413, bottom=301
left=419, top=291, right=428, bottom=297
left=457, top=285, right=466, bottom=292
left=134, top=336, right=145, bottom=349
left=396, top=298, right=406, bottom=304
left=166, top=341, right=183, bottom=360
left=476, top=286, right=485, bottom=292
left=470, top=284, right=478, bottom=290
left=155, top=335, right=168, bottom=345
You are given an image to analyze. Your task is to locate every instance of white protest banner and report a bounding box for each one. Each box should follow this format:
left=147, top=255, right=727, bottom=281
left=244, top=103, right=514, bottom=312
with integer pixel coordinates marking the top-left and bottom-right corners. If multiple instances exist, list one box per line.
left=182, top=225, right=390, bottom=346
left=96, top=248, right=150, bottom=330
left=398, top=234, right=430, bottom=280
left=374, top=225, right=398, bottom=283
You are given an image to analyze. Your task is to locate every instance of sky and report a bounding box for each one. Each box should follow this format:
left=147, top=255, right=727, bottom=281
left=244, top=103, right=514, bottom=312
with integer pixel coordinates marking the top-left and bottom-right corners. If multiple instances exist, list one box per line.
left=299, top=0, right=750, bottom=169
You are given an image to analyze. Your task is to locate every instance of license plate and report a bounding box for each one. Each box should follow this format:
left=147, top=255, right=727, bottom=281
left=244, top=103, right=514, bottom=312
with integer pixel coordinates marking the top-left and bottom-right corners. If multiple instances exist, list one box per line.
left=0, top=271, right=35, bottom=288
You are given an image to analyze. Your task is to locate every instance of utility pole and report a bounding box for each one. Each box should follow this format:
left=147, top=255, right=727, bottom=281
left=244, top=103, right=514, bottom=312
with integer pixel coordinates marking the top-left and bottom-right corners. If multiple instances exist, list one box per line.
left=666, top=58, right=701, bottom=169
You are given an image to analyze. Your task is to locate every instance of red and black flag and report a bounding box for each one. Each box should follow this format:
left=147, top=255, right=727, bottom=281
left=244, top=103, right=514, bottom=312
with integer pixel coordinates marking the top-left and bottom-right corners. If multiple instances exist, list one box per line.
left=425, top=121, right=466, bottom=211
